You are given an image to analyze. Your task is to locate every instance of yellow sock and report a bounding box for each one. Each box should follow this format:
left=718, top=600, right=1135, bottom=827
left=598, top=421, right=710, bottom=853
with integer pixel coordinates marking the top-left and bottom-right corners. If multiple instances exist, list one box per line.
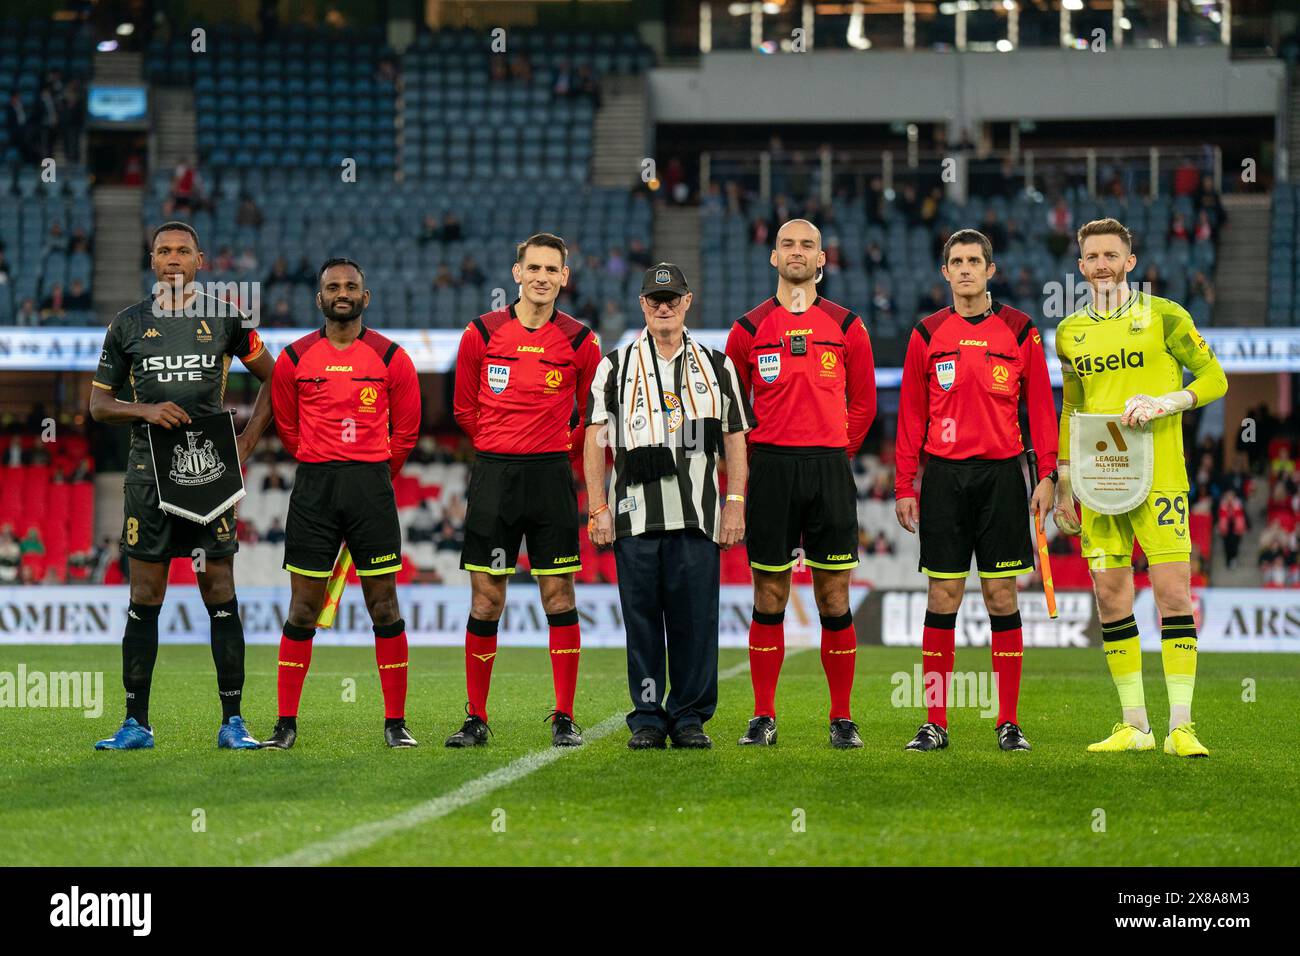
left=1161, top=615, right=1198, bottom=720
left=1101, top=615, right=1145, bottom=711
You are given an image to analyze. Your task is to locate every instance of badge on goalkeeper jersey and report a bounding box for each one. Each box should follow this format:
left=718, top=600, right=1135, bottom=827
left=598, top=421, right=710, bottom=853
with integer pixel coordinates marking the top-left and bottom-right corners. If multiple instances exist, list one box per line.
left=1068, top=412, right=1154, bottom=515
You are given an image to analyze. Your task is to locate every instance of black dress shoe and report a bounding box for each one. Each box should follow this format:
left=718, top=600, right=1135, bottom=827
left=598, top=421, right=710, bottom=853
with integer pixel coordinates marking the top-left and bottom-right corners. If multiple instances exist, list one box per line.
left=384, top=720, right=418, bottom=748
left=737, top=715, right=777, bottom=746
left=670, top=725, right=713, bottom=749
left=628, top=726, right=668, bottom=750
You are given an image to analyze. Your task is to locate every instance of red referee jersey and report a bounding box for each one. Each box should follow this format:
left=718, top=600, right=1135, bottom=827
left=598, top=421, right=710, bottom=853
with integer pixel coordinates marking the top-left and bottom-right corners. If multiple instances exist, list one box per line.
left=453, top=302, right=601, bottom=455
left=725, top=295, right=877, bottom=452
left=894, top=302, right=1057, bottom=499
left=271, top=326, right=421, bottom=476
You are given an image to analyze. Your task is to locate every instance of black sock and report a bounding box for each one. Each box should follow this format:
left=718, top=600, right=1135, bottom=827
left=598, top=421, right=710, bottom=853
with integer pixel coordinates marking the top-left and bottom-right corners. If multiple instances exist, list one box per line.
left=207, top=597, right=245, bottom=722
left=123, top=601, right=161, bottom=727
left=385, top=717, right=404, bottom=729
left=278, top=715, right=297, bottom=730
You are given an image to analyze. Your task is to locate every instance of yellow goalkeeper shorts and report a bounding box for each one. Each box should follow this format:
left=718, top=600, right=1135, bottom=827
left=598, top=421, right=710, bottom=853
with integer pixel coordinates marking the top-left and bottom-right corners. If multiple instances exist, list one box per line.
left=1079, top=489, right=1192, bottom=571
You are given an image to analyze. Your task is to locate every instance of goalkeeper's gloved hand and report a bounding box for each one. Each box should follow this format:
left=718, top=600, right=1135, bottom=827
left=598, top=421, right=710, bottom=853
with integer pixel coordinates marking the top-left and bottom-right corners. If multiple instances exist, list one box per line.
left=1121, top=390, right=1195, bottom=430
left=1053, top=463, right=1081, bottom=536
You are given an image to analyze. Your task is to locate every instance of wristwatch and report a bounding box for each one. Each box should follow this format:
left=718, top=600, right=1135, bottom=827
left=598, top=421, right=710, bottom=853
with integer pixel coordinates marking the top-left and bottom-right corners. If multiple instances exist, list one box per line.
left=1047, top=469, right=1059, bottom=484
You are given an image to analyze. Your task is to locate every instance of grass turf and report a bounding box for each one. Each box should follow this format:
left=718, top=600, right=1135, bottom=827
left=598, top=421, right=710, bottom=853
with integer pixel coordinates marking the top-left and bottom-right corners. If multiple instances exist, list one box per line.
left=1, top=644, right=1295, bottom=866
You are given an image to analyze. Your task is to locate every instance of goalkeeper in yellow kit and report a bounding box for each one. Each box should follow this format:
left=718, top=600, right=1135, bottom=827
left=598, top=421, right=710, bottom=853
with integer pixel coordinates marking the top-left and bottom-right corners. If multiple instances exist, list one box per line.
left=1054, top=218, right=1227, bottom=758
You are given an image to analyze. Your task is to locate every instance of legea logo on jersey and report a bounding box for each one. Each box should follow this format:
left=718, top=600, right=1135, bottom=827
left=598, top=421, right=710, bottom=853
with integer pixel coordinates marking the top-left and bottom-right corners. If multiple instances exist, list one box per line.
left=935, top=359, right=956, bottom=391
left=488, top=363, right=510, bottom=394
left=142, top=354, right=216, bottom=382
left=1073, top=348, right=1145, bottom=377
left=758, top=352, right=780, bottom=383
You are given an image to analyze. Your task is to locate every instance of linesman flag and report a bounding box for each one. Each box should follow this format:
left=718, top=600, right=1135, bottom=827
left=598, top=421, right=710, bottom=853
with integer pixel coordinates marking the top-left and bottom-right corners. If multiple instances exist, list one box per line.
left=1025, top=448, right=1057, bottom=620
left=316, top=547, right=353, bottom=629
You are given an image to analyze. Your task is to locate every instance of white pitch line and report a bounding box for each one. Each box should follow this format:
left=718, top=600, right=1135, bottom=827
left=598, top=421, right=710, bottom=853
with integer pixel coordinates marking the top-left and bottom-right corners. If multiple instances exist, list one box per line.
left=262, top=654, right=773, bottom=867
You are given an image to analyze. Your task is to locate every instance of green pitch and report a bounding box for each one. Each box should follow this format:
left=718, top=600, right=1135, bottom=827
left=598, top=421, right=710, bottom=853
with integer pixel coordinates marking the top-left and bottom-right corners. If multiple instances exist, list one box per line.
left=2, top=644, right=1296, bottom=866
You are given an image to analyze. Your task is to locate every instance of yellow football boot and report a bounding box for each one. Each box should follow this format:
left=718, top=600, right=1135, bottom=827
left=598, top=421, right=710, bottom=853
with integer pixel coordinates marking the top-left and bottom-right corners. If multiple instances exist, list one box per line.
left=1086, top=722, right=1156, bottom=753
left=1164, top=722, right=1210, bottom=758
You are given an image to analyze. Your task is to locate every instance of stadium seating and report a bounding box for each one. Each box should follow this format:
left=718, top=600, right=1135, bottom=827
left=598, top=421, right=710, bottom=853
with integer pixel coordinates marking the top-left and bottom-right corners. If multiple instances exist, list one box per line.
left=141, top=168, right=653, bottom=329
left=700, top=183, right=1220, bottom=365
left=0, top=17, right=92, bottom=165
left=1268, top=184, right=1299, bottom=326
left=0, top=163, right=96, bottom=325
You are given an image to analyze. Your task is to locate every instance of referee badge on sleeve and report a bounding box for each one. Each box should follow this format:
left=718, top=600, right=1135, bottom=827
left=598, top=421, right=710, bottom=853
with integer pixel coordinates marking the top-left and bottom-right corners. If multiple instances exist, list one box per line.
left=488, top=363, right=510, bottom=394
left=935, top=359, right=956, bottom=391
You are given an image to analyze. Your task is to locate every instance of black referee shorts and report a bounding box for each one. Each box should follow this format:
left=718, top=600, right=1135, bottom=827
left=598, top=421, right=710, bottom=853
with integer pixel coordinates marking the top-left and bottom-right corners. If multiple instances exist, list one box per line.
left=918, top=455, right=1033, bottom=580
left=745, top=444, right=858, bottom=572
left=283, top=461, right=403, bottom=577
left=460, top=451, right=581, bottom=576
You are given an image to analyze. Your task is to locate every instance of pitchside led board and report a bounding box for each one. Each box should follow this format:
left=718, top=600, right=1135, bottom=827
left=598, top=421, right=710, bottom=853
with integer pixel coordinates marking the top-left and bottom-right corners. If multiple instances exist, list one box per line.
left=146, top=411, right=245, bottom=524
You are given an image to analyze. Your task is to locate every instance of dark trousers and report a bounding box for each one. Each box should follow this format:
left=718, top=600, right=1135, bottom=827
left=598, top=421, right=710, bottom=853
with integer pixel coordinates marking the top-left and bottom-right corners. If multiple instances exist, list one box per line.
left=613, top=529, right=720, bottom=733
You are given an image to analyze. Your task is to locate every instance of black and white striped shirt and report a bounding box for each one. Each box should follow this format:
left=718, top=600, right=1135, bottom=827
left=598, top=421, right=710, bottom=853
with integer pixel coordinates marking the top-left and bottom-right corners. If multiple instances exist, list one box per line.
left=586, top=339, right=754, bottom=542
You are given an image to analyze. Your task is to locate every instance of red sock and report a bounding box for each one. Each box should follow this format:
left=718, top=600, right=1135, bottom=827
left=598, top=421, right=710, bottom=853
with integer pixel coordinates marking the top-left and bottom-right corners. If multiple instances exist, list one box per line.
left=749, top=610, right=785, bottom=717
left=277, top=623, right=314, bottom=718
left=922, top=610, right=956, bottom=729
left=820, top=614, right=857, bottom=721
left=465, top=617, right=499, bottom=721
left=548, top=610, right=581, bottom=716
left=990, top=611, right=1024, bottom=726
left=374, top=620, right=409, bottom=720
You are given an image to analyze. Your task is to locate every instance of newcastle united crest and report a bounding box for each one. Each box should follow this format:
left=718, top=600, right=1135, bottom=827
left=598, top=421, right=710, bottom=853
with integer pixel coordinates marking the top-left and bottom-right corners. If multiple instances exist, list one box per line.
left=169, top=431, right=227, bottom=486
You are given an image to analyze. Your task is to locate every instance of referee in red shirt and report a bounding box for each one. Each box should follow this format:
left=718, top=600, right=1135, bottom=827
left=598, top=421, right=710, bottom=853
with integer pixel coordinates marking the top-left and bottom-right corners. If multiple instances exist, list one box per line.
left=262, top=258, right=422, bottom=749
left=725, top=219, right=877, bottom=749
left=449, top=233, right=602, bottom=748
left=893, top=229, right=1057, bottom=753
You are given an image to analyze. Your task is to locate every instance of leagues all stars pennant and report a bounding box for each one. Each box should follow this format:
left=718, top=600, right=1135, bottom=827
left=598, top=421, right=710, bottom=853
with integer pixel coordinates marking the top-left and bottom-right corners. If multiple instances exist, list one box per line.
left=1068, top=412, right=1154, bottom=515
left=147, top=410, right=246, bottom=524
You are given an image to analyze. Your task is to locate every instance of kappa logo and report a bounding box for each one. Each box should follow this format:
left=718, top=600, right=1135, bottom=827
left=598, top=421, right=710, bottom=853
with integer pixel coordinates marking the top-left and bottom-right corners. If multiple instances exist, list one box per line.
left=820, top=351, right=838, bottom=371
left=758, top=352, right=780, bottom=383
left=935, top=359, right=956, bottom=391
left=212, top=610, right=232, bottom=618
left=143, top=328, right=161, bottom=338
left=544, top=368, right=563, bottom=388
left=488, top=363, right=510, bottom=394
left=359, top=386, right=378, bottom=406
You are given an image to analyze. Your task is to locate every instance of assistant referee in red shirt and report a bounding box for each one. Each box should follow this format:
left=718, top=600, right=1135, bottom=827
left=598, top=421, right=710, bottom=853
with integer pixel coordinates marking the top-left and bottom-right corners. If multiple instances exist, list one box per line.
left=893, top=229, right=1057, bottom=754
left=263, top=258, right=422, bottom=750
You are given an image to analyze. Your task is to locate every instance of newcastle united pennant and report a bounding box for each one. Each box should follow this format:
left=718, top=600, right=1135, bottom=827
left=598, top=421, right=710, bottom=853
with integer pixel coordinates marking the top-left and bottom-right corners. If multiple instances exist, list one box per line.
left=147, top=410, right=246, bottom=524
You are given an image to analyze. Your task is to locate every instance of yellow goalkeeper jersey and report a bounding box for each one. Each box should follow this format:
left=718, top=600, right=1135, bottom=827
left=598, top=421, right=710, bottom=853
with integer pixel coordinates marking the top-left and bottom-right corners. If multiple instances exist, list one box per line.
left=1056, top=289, right=1227, bottom=492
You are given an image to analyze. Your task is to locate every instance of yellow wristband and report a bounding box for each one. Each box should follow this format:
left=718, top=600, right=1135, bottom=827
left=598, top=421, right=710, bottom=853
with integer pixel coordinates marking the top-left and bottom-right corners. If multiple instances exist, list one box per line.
left=726, top=494, right=745, bottom=503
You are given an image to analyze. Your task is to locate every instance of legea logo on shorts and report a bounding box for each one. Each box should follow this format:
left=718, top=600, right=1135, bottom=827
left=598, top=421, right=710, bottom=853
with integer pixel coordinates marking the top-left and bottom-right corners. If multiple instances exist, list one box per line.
left=758, top=353, right=780, bottom=383
left=488, top=364, right=510, bottom=394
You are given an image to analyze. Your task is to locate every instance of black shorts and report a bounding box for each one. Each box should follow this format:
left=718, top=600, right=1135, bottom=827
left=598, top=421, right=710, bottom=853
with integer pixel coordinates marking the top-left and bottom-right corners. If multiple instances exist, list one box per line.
left=283, top=461, right=402, bottom=577
left=918, top=455, right=1033, bottom=579
left=461, top=452, right=580, bottom=576
left=745, top=444, right=858, bottom=572
left=121, top=479, right=238, bottom=563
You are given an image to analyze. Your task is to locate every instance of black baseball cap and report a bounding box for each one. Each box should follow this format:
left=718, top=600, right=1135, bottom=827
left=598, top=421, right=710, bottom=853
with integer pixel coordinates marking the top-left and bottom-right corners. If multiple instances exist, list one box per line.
left=640, top=262, right=690, bottom=298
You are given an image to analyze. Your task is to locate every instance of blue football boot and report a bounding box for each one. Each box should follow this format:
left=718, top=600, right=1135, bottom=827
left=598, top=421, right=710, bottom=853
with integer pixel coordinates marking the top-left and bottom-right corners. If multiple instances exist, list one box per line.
left=94, top=717, right=155, bottom=750
left=217, top=715, right=260, bottom=750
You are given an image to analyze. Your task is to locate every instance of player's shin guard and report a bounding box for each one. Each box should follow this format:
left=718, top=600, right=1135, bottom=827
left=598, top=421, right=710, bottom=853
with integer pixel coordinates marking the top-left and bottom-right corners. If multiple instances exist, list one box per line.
left=206, top=597, right=244, bottom=723
left=123, top=601, right=161, bottom=727
left=277, top=622, right=315, bottom=719
left=1160, top=614, right=1198, bottom=727
left=465, top=615, right=499, bottom=721
left=921, top=610, right=956, bottom=729
left=374, top=619, right=409, bottom=721
left=1101, top=614, right=1145, bottom=712
left=819, top=611, right=857, bottom=722
left=749, top=608, right=785, bottom=718
left=989, top=610, right=1024, bottom=727
left=547, top=609, right=581, bottom=716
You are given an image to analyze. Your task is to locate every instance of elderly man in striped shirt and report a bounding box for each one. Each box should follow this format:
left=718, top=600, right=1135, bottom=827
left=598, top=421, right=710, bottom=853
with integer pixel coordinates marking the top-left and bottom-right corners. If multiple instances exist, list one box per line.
left=584, top=263, right=755, bottom=750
